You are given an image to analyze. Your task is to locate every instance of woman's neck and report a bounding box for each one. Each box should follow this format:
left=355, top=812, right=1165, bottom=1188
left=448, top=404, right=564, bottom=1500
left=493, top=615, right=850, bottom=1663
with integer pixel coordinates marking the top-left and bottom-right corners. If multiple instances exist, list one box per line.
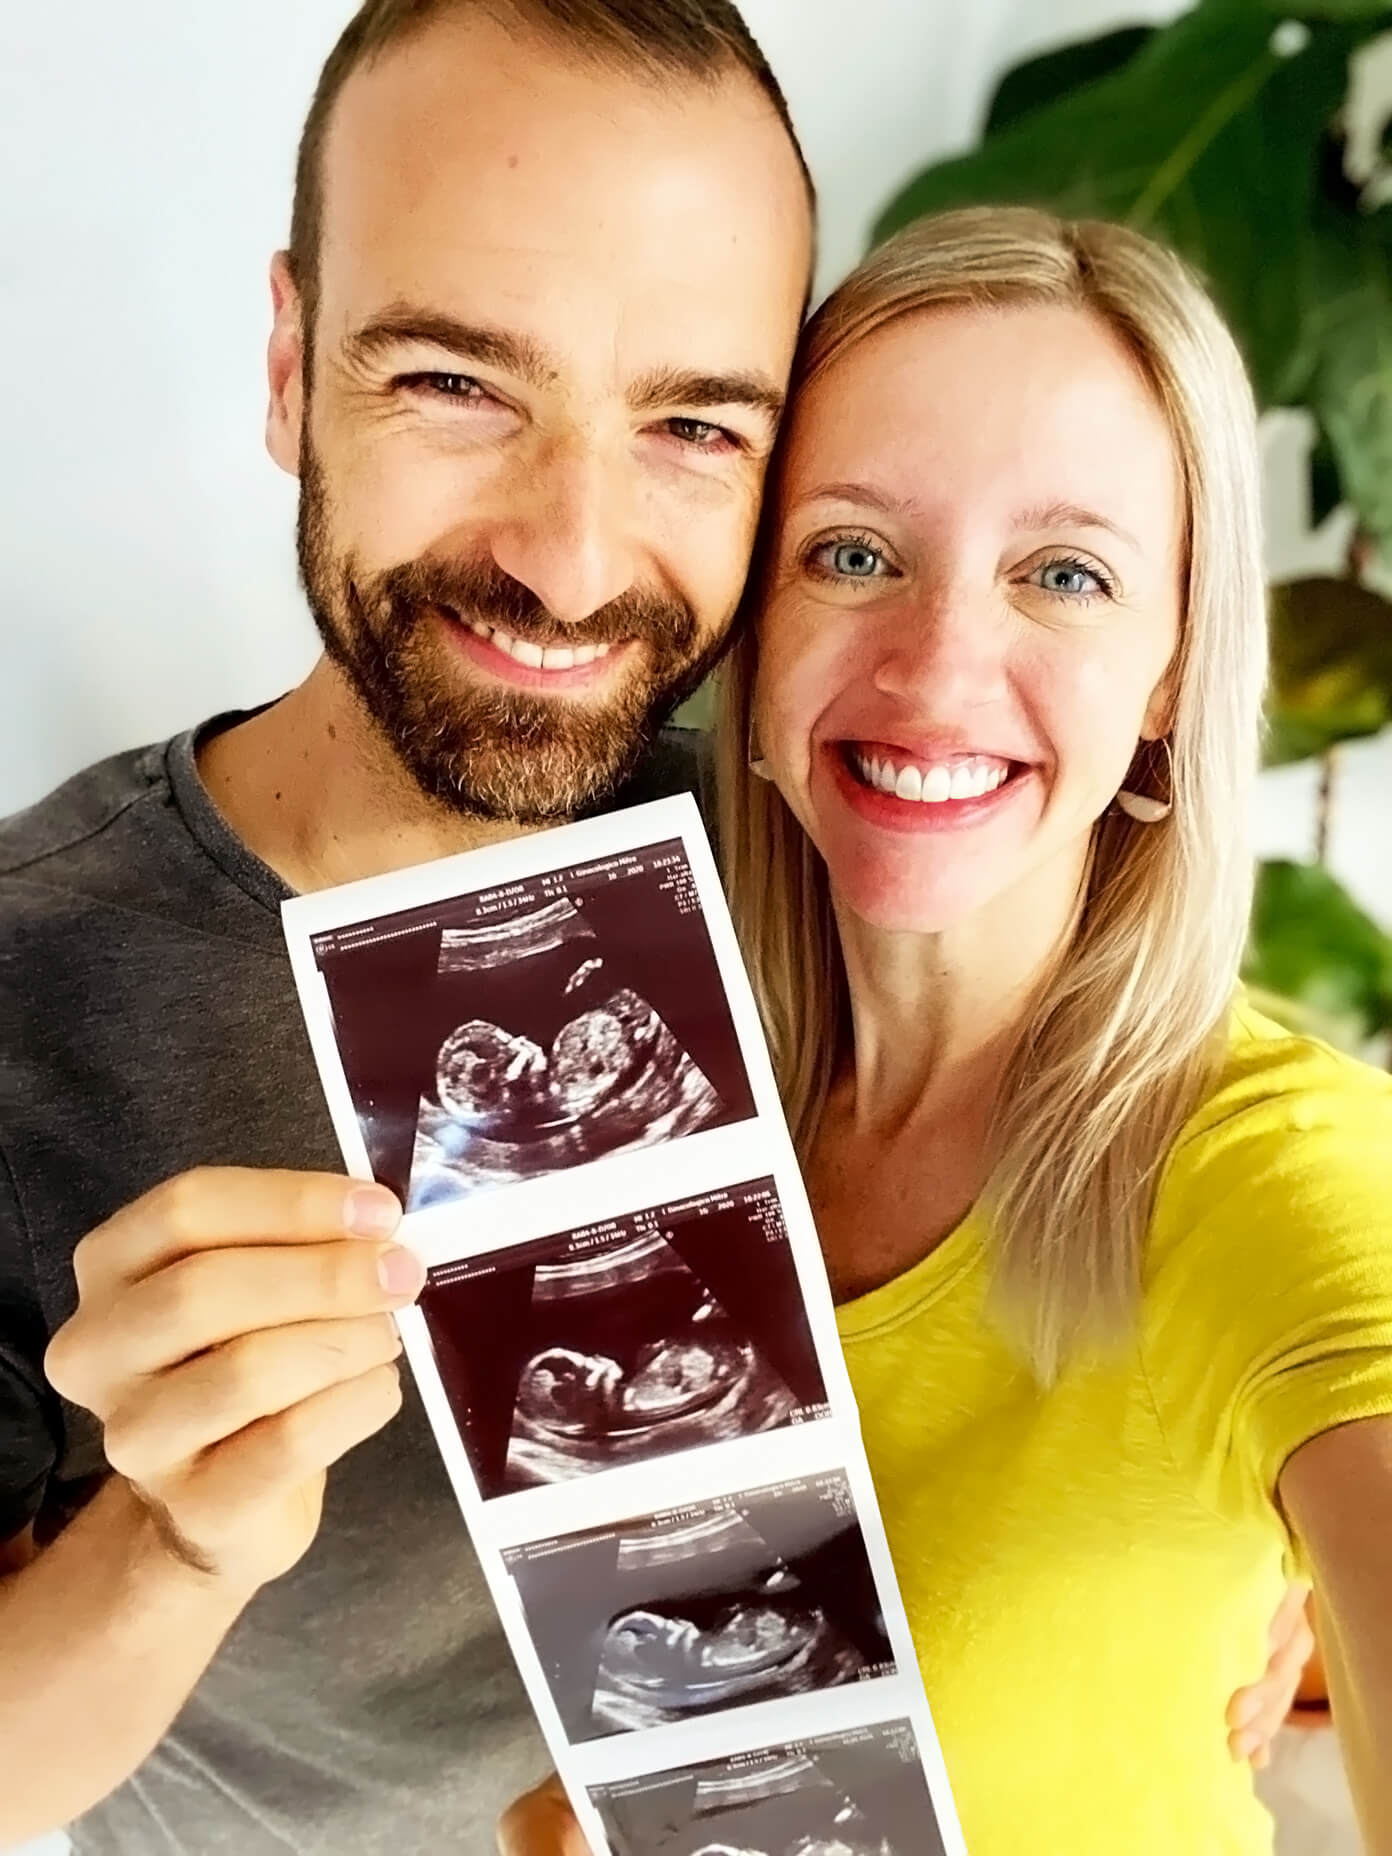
left=808, top=845, right=1090, bottom=1303
left=832, top=842, right=1090, bottom=1137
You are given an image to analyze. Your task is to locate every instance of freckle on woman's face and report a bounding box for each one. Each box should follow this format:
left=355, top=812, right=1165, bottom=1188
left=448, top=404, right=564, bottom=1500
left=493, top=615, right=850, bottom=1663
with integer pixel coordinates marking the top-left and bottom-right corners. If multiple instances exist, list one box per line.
left=754, top=302, right=1185, bottom=934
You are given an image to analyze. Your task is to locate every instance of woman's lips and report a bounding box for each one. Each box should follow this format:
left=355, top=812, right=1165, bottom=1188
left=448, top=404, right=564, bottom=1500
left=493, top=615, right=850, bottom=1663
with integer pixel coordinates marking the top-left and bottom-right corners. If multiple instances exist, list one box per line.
left=825, top=739, right=1033, bottom=832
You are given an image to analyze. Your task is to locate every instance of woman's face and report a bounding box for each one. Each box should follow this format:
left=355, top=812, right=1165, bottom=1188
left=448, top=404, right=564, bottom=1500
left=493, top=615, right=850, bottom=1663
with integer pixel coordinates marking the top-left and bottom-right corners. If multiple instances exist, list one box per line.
left=755, top=302, right=1185, bottom=935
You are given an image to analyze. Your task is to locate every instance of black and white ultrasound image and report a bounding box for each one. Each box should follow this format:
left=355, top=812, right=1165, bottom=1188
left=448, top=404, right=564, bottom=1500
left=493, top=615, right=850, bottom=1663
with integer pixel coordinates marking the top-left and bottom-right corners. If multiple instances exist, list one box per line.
left=502, top=1474, right=894, bottom=1742
left=310, top=841, right=754, bottom=1210
left=590, top=1720, right=947, bottom=1856
left=419, top=1182, right=829, bottom=1497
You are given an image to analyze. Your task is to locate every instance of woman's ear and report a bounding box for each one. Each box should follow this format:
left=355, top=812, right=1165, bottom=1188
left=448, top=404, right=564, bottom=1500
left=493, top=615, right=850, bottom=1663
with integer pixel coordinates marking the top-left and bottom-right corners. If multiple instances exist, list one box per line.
left=1140, top=668, right=1178, bottom=743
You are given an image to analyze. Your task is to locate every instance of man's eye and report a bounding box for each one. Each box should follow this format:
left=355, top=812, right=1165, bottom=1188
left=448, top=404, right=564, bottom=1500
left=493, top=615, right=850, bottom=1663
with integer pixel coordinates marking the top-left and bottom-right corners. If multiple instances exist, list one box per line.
left=1027, top=557, right=1114, bottom=600
left=807, top=537, right=892, bottom=580
left=398, top=372, right=494, bottom=403
left=664, top=417, right=736, bottom=451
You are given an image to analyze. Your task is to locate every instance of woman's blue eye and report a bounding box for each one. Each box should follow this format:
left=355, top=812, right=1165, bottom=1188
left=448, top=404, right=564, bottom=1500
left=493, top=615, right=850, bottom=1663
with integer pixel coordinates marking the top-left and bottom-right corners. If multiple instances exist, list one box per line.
left=813, top=539, right=888, bottom=579
left=1031, top=558, right=1110, bottom=599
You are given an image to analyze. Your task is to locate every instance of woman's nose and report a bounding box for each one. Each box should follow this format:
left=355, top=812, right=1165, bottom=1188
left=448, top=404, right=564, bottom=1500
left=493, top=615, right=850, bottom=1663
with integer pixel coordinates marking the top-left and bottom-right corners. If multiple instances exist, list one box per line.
left=869, top=589, right=1010, bottom=711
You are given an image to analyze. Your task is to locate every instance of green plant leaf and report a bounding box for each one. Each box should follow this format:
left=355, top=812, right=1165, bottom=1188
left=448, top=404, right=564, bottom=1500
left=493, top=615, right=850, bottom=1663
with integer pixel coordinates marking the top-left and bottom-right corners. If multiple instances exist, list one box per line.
left=1266, top=575, right=1392, bottom=762
left=1298, top=193, right=1392, bottom=550
left=1307, top=422, right=1344, bottom=526
left=984, top=27, right=1154, bottom=137
left=1265, top=2, right=1392, bottom=17
left=1244, top=858, right=1392, bottom=1036
left=874, top=4, right=1366, bottom=403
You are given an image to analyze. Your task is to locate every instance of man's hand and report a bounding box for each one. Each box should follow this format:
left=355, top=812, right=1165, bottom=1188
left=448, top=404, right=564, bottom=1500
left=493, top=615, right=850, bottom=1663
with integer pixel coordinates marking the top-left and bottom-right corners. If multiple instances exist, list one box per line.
left=497, top=1775, right=592, bottom=1855
left=1226, top=1580, right=1317, bottom=1767
left=44, top=1166, right=421, bottom=1596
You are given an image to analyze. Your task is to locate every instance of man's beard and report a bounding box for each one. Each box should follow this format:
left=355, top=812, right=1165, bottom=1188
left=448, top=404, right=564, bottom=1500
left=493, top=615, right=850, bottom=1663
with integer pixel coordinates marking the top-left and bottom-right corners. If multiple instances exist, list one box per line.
left=296, top=442, right=727, bottom=824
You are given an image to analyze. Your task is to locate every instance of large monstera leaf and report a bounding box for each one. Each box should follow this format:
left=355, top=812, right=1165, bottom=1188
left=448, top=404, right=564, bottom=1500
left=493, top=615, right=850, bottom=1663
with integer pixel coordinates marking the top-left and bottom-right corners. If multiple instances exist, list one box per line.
left=1245, top=859, right=1392, bottom=1045
left=874, top=3, right=1370, bottom=404
left=1296, top=188, right=1392, bottom=553
left=1266, top=575, right=1392, bottom=764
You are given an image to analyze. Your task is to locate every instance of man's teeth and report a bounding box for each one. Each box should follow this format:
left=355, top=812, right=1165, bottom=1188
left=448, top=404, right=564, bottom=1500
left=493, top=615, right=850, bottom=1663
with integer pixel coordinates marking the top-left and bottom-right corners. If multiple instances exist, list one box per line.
left=465, top=617, right=612, bottom=671
left=851, top=750, right=1011, bottom=803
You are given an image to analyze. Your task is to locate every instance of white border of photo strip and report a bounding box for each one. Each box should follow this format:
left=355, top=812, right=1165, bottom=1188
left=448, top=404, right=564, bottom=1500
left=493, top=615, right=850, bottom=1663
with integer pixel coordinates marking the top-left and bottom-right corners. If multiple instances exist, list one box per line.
left=283, top=793, right=967, bottom=1856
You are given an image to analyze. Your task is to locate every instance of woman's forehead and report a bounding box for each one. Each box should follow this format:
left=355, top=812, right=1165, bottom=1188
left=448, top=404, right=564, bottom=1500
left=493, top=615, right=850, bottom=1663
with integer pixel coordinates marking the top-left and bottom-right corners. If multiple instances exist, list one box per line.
left=782, top=300, right=1183, bottom=546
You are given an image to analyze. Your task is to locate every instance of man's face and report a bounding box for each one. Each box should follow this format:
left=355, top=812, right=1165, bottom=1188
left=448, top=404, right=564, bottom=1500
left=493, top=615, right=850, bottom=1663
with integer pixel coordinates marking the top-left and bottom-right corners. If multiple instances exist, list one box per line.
left=268, top=11, right=812, bottom=822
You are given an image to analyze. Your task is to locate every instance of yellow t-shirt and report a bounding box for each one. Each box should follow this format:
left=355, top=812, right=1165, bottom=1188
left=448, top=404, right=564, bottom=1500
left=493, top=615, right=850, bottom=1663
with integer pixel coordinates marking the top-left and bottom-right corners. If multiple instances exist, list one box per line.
left=836, top=1002, right=1392, bottom=1854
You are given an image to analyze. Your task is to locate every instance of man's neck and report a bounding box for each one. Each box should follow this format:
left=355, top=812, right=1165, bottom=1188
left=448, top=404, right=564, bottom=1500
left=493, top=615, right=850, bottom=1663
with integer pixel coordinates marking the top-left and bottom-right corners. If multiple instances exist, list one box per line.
left=197, top=656, right=536, bottom=894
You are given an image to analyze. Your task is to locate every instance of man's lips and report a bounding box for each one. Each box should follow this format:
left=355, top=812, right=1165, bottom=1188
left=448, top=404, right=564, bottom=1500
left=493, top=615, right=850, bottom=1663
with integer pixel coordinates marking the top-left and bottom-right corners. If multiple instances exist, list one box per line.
left=430, top=605, right=631, bottom=692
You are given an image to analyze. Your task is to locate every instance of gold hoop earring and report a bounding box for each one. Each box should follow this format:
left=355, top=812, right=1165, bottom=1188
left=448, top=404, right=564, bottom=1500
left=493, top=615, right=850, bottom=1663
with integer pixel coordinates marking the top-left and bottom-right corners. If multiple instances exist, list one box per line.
left=1116, top=736, right=1174, bottom=823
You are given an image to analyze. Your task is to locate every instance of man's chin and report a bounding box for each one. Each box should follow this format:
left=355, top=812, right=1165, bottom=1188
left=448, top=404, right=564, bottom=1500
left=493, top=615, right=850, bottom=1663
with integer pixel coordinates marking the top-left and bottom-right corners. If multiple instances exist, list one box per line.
left=396, top=731, right=650, bottom=825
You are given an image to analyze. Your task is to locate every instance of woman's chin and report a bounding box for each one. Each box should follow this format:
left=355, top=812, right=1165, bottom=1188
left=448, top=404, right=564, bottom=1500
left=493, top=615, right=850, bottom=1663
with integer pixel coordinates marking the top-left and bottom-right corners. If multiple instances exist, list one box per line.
left=827, top=858, right=997, bottom=937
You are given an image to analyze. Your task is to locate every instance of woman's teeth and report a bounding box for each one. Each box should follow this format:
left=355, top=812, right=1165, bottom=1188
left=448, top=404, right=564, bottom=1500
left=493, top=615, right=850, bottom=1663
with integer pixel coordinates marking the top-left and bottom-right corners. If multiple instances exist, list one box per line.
left=850, top=748, right=1011, bottom=803
left=464, top=616, right=613, bottom=671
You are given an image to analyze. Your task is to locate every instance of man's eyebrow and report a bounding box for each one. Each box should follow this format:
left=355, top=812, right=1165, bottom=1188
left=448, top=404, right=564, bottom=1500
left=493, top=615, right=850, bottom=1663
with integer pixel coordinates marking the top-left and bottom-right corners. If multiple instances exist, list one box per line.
left=342, top=307, right=559, bottom=389
left=629, top=367, right=786, bottom=427
left=1014, top=501, right=1141, bottom=551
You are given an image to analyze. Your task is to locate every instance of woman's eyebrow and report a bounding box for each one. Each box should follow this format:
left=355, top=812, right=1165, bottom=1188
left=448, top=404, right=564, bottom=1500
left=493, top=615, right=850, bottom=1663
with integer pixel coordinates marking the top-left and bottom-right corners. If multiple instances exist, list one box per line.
left=794, top=481, right=922, bottom=517
left=1013, top=500, right=1141, bottom=551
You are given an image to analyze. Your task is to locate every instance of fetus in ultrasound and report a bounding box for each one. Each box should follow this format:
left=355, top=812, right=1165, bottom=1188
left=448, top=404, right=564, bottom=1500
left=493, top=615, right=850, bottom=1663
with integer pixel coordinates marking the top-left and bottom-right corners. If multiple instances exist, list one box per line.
left=409, top=900, right=725, bottom=1207
left=591, top=1511, right=876, bottom=1732
left=506, top=1232, right=798, bottom=1487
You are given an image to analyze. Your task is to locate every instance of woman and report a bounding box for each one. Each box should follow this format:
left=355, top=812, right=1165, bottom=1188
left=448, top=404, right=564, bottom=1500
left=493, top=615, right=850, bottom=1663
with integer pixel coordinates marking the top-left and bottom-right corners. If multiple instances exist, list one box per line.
left=502, top=206, right=1392, bottom=1853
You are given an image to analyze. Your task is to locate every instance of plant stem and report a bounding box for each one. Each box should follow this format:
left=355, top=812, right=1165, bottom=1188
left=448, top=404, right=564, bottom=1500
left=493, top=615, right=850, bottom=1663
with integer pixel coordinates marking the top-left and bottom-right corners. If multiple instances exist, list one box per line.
left=1314, top=744, right=1339, bottom=866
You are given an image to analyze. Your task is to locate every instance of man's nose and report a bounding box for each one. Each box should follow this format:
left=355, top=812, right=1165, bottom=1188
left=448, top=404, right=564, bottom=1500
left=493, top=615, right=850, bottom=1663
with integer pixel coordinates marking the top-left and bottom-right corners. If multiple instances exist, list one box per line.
left=488, top=435, right=636, bottom=625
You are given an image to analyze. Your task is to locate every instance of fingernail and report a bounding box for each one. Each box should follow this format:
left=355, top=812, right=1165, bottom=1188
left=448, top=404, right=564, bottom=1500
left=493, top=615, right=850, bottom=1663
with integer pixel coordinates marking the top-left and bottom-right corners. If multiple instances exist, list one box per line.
left=345, top=1187, right=401, bottom=1238
left=377, top=1244, right=425, bottom=1300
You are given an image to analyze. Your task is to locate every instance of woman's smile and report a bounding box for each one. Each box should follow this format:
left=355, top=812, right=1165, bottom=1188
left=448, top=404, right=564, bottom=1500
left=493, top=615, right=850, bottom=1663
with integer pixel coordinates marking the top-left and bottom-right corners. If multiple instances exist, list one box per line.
left=825, top=738, right=1034, bottom=836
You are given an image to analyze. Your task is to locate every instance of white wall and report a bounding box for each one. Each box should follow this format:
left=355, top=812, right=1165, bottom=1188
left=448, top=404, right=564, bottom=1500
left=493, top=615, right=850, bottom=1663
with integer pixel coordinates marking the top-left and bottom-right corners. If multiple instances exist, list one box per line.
left=2, top=0, right=1387, bottom=928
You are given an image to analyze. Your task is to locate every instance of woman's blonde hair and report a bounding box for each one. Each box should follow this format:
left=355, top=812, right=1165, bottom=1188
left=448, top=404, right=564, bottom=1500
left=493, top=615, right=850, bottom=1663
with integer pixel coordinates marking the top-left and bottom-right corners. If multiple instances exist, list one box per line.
left=717, top=206, right=1269, bottom=1380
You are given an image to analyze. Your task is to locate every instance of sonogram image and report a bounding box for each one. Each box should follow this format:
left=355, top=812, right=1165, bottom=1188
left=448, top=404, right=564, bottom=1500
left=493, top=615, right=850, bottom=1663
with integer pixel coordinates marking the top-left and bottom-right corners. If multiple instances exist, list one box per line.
left=419, top=1181, right=828, bottom=1497
left=589, top=1720, right=947, bottom=1856
left=410, top=898, right=720, bottom=1208
left=310, top=840, right=753, bottom=1209
left=502, top=1474, right=893, bottom=1742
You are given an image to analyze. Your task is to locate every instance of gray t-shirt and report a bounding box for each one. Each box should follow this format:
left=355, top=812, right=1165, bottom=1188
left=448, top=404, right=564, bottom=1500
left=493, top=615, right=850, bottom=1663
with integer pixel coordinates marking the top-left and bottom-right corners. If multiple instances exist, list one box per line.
left=0, top=713, right=710, bottom=1854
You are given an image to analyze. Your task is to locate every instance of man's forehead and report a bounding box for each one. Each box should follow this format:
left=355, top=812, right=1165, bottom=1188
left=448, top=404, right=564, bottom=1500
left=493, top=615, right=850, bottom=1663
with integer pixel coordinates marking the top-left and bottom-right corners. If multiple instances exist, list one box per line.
left=314, top=10, right=811, bottom=360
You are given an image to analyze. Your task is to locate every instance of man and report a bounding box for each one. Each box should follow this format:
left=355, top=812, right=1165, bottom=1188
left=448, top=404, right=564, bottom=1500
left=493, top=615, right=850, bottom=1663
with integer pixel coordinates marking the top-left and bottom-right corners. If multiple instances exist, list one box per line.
left=0, top=3, right=813, bottom=1848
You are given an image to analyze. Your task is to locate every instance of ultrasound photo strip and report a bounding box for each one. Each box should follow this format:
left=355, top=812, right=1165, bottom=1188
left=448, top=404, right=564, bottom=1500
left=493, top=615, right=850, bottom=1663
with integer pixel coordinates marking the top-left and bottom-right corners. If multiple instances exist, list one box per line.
left=589, top=1718, right=950, bottom=1856
left=282, top=796, right=968, bottom=1856
left=501, top=1471, right=896, bottom=1745
left=414, top=1178, right=832, bottom=1503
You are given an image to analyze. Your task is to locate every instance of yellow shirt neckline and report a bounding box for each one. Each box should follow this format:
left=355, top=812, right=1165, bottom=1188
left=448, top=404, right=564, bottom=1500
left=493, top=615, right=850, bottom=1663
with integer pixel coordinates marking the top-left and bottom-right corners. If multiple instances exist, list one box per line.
left=835, top=1206, right=983, bottom=1342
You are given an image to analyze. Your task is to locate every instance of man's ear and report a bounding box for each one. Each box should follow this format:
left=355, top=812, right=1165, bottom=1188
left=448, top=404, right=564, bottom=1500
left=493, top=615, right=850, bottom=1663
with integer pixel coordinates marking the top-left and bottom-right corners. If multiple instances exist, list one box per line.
left=266, top=251, right=306, bottom=477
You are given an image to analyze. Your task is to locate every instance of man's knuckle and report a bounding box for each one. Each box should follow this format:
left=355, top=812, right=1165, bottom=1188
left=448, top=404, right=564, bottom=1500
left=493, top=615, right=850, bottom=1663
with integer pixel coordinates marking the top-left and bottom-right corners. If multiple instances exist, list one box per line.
left=155, top=1169, right=214, bottom=1240
left=322, top=1242, right=375, bottom=1311
left=43, top=1323, right=80, bottom=1398
left=102, top=1405, right=153, bottom=1482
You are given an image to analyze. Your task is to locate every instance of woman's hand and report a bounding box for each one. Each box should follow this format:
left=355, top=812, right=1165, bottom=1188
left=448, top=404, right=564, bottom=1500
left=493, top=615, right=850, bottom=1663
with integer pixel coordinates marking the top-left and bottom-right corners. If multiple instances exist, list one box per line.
left=497, top=1774, right=592, bottom=1855
left=1225, top=1580, right=1316, bottom=1767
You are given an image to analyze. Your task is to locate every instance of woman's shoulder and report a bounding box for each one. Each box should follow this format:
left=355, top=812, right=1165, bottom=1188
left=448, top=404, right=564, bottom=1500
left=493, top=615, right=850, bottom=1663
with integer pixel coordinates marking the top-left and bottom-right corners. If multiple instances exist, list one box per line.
left=1151, top=993, right=1392, bottom=1257
left=1142, top=997, right=1392, bottom=1513
left=1174, top=994, right=1390, bottom=1155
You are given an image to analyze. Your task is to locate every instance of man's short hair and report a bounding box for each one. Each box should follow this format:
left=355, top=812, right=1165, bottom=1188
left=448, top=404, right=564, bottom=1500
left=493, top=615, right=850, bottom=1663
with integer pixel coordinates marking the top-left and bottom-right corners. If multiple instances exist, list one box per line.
left=287, top=0, right=815, bottom=347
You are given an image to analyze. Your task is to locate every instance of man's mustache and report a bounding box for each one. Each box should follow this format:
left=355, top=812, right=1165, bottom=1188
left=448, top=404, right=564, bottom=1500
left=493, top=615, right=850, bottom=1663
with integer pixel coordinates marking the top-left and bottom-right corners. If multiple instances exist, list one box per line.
left=352, top=557, right=699, bottom=654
